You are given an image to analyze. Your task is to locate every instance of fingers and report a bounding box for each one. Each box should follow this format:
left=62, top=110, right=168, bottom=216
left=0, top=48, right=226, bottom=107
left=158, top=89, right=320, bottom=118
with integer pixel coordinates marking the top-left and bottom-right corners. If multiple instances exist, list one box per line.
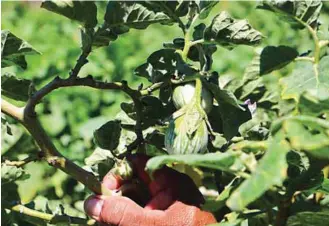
left=102, top=173, right=124, bottom=190
left=144, top=187, right=174, bottom=210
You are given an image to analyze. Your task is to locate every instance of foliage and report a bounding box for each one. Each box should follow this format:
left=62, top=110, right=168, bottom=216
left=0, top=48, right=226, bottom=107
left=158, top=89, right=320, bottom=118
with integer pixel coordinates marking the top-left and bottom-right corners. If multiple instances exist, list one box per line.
left=1, top=1, right=329, bottom=226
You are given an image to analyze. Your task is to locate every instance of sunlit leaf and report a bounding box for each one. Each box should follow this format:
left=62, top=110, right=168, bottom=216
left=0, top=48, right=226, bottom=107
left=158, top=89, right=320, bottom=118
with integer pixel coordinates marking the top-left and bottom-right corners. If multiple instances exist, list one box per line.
left=146, top=151, right=245, bottom=174
left=1, top=30, right=40, bottom=69
left=281, top=56, right=329, bottom=100
left=104, top=1, right=172, bottom=36
left=41, top=0, right=97, bottom=28
left=258, top=0, right=323, bottom=29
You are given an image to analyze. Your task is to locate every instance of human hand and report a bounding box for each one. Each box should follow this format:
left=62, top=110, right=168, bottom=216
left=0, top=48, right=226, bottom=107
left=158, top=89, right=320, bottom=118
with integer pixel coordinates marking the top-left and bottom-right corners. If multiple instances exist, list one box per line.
left=84, top=154, right=216, bottom=226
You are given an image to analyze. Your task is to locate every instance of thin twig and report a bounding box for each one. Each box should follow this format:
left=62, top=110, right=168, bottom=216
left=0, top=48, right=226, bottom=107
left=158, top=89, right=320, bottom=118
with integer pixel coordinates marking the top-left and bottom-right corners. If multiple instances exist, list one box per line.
left=4, top=154, right=41, bottom=167
left=25, top=75, right=130, bottom=116
left=69, top=50, right=91, bottom=78
left=9, top=204, right=95, bottom=225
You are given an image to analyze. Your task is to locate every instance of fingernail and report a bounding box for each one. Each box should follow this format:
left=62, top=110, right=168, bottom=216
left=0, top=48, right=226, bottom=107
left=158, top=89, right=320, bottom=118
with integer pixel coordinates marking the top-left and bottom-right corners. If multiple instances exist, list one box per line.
left=84, top=197, right=104, bottom=219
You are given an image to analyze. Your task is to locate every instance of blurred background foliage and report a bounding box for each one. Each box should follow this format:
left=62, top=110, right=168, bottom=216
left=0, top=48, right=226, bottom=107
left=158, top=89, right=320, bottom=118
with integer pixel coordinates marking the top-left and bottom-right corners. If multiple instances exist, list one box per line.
left=1, top=1, right=329, bottom=225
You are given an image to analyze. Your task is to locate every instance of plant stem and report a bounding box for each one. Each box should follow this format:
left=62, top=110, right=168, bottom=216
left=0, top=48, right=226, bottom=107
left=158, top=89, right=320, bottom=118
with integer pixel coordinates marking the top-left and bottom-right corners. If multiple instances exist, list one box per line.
left=10, top=204, right=95, bottom=225
left=190, top=39, right=205, bottom=47
left=69, top=50, right=91, bottom=78
left=294, top=56, right=314, bottom=62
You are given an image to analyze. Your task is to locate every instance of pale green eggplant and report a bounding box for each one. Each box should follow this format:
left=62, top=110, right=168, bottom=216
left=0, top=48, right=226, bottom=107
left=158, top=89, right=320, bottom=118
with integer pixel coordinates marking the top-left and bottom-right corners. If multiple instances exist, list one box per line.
left=172, top=82, right=213, bottom=113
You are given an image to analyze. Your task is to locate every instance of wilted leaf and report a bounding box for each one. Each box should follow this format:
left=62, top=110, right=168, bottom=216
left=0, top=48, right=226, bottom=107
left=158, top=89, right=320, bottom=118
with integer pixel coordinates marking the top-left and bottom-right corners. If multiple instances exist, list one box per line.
left=260, top=46, right=298, bottom=75
left=146, top=151, right=245, bottom=174
left=1, top=72, right=34, bottom=102
left=227, top=132, right=289, bottom=211
left=204, top=11, right=262, bottom=49
left=41, top=0, right=97, bottom=28
left=258, top=0, right=323, bottom=29
left=94, top=120, right=122, bottom=151
left=1, top=30, right=40, bottom=70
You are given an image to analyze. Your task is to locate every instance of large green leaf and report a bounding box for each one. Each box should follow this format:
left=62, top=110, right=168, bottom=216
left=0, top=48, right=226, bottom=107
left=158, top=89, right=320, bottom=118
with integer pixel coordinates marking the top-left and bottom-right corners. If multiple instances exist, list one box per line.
left=226, top=132, right=289, bottom=211
left=281, top=56, right=329, bottom=100
left=93, top=120, right=122, bottom=151
left=1, top=72, right=34, bottom=102
left=204, top=11, right=262, bottom=49
left=41, top=0, right=97, bottom=28
left=1, top=30, right=40, bottom=70
left=104, top=2, right=171, bottom=35
left=258, top=0, right=323, bottom=29
left=260, top=45, right=298, bottom=75
left=146, top=151, right=245, bottom=174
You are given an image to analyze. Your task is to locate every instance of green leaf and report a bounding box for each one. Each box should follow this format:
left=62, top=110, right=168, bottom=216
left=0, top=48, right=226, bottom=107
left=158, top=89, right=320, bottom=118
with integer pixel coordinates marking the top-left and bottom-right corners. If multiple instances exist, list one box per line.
left=298, top=87, right=329, bottom=116
left=210, top=132, right=227, bottom=150
left=1, top=30, right=40, bottom=70
left=93, top=120, right=122, bottom=151
left=287, top=210, right=329, bottom=226
left=104, top=2, right=172, bottom=35
left=202, top=178, right=238, bottom=212
left=281, top=117, right=329, bottom=160
left=85, top=147, right=115, bottom=167
left=195, top=0, right=219, bottom=19
left=204, top=80, right=244, bottom=110
left=204, top=11, right=262, bottom=50
left=216, top=103, right=252, bottom=140
left=2, top=164, right=30, bottom=185
left=281, top=56, right=329, bottom=100
left=260, top=46, right=298, bottom=75
left=258, top=0, right=323, bottom=29
left=227, top=133, right=289, bottom=211
left=144, top=1, right=189, bottom=19
left=41, top=0, right=97, bottom=28
left=1, top=72, right=35, bottom=102
left=146, top=151, right=245, bottom=174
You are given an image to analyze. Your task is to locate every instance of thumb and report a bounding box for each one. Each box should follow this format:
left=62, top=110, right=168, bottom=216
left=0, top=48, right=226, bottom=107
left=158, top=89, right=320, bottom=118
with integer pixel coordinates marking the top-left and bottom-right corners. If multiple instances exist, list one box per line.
left=84, top=195, right=146, bottom=226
